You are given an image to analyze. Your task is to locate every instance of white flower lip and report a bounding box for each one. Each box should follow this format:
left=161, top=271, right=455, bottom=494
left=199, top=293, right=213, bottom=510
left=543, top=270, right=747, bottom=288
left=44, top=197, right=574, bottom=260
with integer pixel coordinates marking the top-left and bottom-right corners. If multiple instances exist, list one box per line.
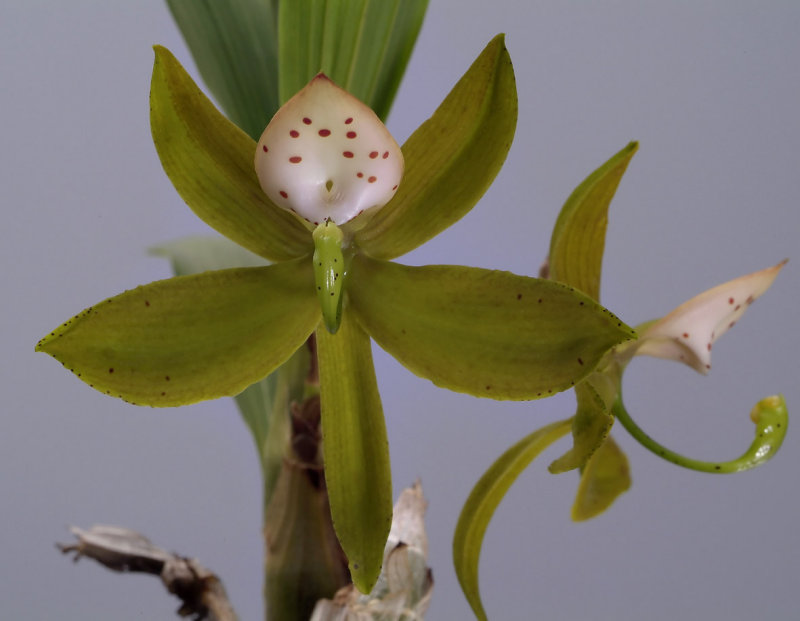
left=254, top=74, right=404, bottom=227
left=634, top=260, right=787, bottom=374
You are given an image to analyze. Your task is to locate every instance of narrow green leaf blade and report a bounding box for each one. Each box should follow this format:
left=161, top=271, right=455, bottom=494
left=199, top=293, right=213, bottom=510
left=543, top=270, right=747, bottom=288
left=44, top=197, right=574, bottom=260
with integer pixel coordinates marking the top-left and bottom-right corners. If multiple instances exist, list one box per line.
left=453, top=418, right=572, bottom=621
left=317, top=311, right=393, bottom=593
left=150, top=46, right=312, bottom=262
left=151, top=235, right=310, bottom=504
left=36, top=259, right=319, bottom=406
left=348, top=256, right=636, bottom=400
left=355, top=34, right=517, bottom=260
left=548, top=142, right=638, bottom=300
left=165, top=0, right=280, bottom=139
left=278, top=0, right=428, bottom=121
left=571, top=434, right=631, bottom=521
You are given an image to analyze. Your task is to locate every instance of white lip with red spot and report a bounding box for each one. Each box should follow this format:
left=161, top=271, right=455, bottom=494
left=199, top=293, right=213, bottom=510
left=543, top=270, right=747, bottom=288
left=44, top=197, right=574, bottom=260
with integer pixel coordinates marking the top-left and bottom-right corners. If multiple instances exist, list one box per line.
left=633, top=260, right=787, bottom=374
left=254, top=74, right=404, bottom=227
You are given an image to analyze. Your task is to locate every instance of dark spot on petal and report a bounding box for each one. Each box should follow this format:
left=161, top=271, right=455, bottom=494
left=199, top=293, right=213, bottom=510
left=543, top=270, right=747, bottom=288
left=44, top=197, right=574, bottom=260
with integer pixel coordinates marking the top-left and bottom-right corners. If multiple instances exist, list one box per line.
left=303, top=117, right=312, bottom=125
left=346, top=131, right=357, bottom=139
left=369, top=151, right=378, bottom=159
left=290, top=130, right=299, bottom=138
left=318, top=129, right=331, bottom=137
left=262, top=145, right=268, bottom=152
left=289, top=156, right=302, bottom=163
left=343, top=151, right=354, bottom=158
left=344, top=117, right=353, bottom=124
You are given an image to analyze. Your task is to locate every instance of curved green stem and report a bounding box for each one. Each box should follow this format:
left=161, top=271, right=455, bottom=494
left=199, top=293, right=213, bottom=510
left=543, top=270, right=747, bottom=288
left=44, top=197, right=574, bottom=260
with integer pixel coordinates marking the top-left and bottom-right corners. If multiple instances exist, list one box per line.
left=613, top=392, right=788, bottom=473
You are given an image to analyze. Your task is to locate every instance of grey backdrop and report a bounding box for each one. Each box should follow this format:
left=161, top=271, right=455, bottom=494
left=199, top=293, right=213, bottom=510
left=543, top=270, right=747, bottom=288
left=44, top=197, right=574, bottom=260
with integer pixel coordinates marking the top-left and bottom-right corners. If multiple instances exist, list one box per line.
left=2, top=1, right=799, bottom=619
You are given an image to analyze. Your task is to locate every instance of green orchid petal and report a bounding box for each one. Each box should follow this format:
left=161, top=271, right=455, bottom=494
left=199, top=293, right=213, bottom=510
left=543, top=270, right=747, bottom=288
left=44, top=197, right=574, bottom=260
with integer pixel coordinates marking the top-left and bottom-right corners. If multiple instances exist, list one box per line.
left=453, top=418, right=572, bottom=621
left=571, top=434, right=631, bottom=521
left=278, top=0, right=428, bottom=121
left=36, top=259, right=319, bottom=406
left=354, top=34, right=517, bottom=260
left=548, top=377, right=613, bottom=473
left=316, top=311, right=393, bottom=594
left=348, top=255, right=636, bottom=399
left=613, top=392, right=788, bottom=473
left=150, top=45, right=312, bottom=262
left=165, top=0, right=280, bottom=139
left=548, top=142, right=638, bottom=301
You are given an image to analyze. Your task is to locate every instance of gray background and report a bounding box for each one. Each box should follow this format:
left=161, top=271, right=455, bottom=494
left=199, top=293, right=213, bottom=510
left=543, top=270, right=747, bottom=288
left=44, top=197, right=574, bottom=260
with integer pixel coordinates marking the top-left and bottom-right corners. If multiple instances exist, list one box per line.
left=2, top=1, right=799, bottom=619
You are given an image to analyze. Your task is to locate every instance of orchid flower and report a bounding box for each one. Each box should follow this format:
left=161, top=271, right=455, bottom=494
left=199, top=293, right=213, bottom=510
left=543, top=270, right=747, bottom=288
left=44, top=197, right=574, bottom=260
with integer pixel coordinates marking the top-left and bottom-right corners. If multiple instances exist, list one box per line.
left=36, top=37, right=635, bottom=593
left=454, top=142, right=788, bottom=621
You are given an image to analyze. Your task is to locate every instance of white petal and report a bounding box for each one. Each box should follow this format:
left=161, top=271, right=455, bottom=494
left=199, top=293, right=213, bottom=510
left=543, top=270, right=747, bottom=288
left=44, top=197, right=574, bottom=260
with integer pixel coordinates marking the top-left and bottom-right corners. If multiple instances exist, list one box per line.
left=635, top=260, right=787, bottom=374
left=254, top=74, right=403, bottom=227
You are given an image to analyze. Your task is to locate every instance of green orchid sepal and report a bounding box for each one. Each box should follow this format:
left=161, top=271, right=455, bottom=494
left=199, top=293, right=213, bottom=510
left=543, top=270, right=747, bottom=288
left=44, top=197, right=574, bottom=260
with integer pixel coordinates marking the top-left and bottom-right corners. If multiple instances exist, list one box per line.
left=348, top=255, right=636, bottom=400
left=36, top=258, right=320, bottom=406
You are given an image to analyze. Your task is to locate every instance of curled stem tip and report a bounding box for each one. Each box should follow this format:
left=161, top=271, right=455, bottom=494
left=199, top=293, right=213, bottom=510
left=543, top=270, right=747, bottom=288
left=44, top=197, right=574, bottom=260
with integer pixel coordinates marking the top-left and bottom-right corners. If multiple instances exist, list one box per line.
left=613, top=392, right=787, bottom=474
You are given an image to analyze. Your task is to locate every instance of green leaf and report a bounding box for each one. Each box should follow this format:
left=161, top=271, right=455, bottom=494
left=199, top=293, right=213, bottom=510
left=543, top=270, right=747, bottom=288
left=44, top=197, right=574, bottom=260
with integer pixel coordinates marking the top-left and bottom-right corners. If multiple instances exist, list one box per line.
left=548, top=142, right=638, bottom=300
left=278, top=0, right=428, bottom=120
left=165, top=0, right=280, bottom=140
left=151, top=235, right=310, bottom=505
left=36, top=259, right=319, bottom=407
left=355, top=34, right=517, bottom=260
left=548, top=379, right=613, bottom=473
left=453, top=418, right=572, bottom=621
left=149, top=235, right=270, bottom=273
left=316, top=311, right=393, bottom=593
left=571, top=434, right=631, bottom=521
left=150, top=45, right=313, bottom=262
left=348, top=256, right=636, bottom=400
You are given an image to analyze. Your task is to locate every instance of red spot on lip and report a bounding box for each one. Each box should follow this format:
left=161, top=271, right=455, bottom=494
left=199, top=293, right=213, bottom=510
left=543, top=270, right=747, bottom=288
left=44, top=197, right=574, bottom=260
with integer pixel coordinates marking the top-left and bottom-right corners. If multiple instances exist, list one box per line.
left=369, top=151, right=378, bottom=159
left=356, top=172, right=363, bottom=178
left=382, top=151, right=389, bottom=159
left=345, top=117, right=353, bottom=124
left=392, top=184, right=398, bottom=190
left=343, top=151, right=354, bottom=158
left=262, top=145, right=268, bottom=152
left=346, top=131, right=357, bottom=139
left=728, top=297, right=735, bottom=304
left=279, top=190, right=288, bottom=198
left=318, top=129, right=331, bottom=137
left=303, top=117, right=312, bottom=125
left=289, top=156, right=302, bottom=163
left=682, top=332, right=690, bottom=338
left=290, top=130, right=299, bottom=137
left=368, top=176, right=377, bottom=183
